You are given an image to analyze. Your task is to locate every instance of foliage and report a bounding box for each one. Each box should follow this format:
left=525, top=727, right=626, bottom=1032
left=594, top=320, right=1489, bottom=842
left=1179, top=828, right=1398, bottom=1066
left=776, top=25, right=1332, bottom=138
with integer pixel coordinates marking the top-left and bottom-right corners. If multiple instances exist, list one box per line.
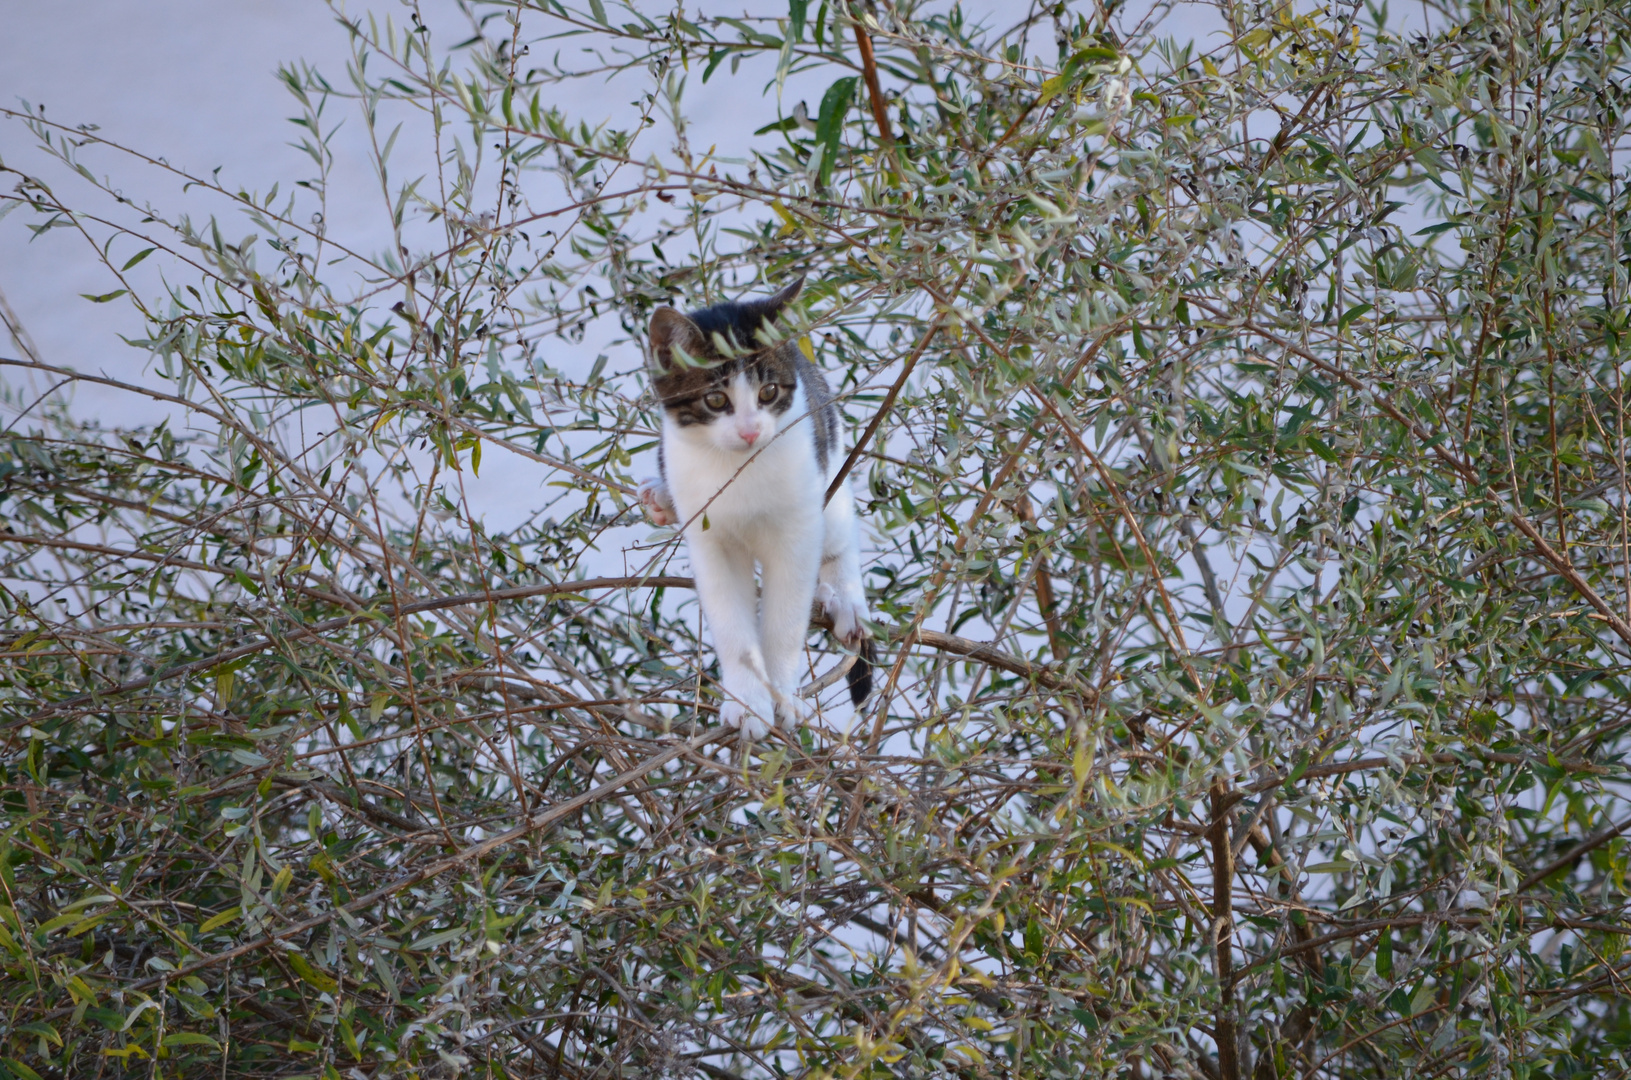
left=4, top=0, right=1631, bottom=1076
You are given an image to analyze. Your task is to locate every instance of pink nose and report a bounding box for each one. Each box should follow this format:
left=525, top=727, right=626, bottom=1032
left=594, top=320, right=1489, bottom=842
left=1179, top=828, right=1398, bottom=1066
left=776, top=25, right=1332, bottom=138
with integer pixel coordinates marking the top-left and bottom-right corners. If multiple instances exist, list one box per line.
left=740, top=430, right=758, bottom=446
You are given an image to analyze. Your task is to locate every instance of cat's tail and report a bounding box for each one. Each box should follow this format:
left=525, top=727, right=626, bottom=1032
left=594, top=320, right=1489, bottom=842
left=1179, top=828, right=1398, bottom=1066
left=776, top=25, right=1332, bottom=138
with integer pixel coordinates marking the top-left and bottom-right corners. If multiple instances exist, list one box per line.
left=846, top=636, right=875, bottom=707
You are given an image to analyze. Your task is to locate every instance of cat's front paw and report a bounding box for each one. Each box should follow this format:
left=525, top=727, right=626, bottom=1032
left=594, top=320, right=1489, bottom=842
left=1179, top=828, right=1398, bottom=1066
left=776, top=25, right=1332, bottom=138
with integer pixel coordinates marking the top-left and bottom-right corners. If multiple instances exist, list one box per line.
left=638, top=477, right=677, bottom=526
left=771, top=688, right=811, bottom=731
left=818, top=584, right=871, bottom=649
left=719, top=699, right=772, bottom=741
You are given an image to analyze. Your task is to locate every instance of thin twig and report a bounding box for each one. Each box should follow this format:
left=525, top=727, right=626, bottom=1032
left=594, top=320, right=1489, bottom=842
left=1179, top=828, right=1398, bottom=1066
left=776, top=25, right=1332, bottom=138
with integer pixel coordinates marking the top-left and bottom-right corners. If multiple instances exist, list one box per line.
left=848, top=5, right=897, bottom=161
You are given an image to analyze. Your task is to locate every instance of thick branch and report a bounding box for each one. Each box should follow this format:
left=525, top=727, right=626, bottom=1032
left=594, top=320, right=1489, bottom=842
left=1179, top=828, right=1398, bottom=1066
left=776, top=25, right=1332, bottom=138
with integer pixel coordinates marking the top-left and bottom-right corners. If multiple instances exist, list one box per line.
left=1518, top=813, right=1631, bottom=893
left=1209, top=779, right=1241, bottom=1080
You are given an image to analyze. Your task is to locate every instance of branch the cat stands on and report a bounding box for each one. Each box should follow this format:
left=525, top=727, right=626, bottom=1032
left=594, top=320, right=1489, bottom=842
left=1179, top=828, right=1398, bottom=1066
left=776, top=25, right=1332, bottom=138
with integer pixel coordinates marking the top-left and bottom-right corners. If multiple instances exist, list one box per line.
left=638, top=278, right=873, bottom=740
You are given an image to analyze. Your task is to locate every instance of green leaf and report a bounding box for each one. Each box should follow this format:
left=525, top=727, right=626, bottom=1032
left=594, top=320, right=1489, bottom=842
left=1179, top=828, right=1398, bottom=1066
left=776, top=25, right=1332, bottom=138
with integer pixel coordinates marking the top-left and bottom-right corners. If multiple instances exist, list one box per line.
left=701, top=48, right=732, bottom=83
left=62, top=893, right=118, bottom=913
left=34, top=912, right=80, bottom=935
left=789, top=0, right=808, bottom=40
left=1376, top=926, right=1393, bottom=977
left=1229, top=668, right=1251, bottom=703
left=813, top=76, right=857, bottom=189
left=1306, top=435, right=1338, bottom=462
left=1338, top=302, right=1372, bottom=330
left=120, top=247, right=156, bottom=271
left=84, top=1007, right=125, bottom=1031
left=1073, top=45, right=1121, bottom=63
left=410, top=926, right=467, bottom=951
left=80, top=290, right=128, bottom=304
left=339, top=1016, right=361, bottom=1061
left=15, top=1023, right=61, bottom=1048
left=162, top=1032, right=222, bottom=1052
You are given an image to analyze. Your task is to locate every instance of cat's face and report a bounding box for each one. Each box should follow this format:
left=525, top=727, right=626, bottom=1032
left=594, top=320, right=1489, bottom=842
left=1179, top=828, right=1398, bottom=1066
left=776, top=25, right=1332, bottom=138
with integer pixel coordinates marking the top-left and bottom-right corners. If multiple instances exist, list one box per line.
left=649, top=279, right=804, bottom=455
left=654, top=357, right=800, bottom=453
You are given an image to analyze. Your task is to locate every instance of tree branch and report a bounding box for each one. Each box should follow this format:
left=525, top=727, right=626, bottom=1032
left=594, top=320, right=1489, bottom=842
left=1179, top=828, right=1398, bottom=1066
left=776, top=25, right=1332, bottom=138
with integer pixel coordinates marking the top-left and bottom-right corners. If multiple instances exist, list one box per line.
left=64, top=726, right=732, bottom=1003
left=1209, top=779, right=1241, bottom=1080
left=848, top=5, right=896, bottom=160
left=30, top=574, right=1093, bottom=719
left=1518, top=813, right=1631, bottom=893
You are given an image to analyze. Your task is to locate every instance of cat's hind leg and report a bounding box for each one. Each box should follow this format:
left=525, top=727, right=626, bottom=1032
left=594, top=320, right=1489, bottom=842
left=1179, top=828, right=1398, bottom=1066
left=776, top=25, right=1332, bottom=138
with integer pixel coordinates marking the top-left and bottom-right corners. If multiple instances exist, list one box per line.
left=816, top=481, right=870, bottom=648
left=817, top=480, right=873, bottom=705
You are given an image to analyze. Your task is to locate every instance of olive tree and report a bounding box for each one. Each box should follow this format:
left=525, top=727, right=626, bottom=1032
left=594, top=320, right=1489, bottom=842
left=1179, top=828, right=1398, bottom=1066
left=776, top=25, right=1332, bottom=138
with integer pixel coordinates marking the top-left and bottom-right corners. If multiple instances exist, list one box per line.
left=3, top=0, right=1631, bottom=1077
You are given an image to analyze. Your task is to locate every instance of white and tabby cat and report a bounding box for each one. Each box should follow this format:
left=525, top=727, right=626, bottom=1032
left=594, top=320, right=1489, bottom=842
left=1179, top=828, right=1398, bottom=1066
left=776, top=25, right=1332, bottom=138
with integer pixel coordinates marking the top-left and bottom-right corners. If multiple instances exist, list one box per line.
left=639, top=278, right=872, bottom=739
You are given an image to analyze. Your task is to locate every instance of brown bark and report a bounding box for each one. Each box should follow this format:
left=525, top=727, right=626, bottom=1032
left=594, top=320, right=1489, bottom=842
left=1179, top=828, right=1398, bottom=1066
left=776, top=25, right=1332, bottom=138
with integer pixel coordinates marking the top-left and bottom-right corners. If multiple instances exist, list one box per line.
left=848, top=5, right=896, bottom=160
left=1210, top=779, right=1240, bottom=1080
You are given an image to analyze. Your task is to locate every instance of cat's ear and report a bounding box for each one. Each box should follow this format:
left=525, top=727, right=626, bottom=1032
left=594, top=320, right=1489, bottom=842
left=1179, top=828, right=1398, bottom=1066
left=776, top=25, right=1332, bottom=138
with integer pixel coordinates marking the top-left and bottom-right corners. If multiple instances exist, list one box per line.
left=648, top=307, right=705, bottom=371
left=753, top=276, right=805, bottom=323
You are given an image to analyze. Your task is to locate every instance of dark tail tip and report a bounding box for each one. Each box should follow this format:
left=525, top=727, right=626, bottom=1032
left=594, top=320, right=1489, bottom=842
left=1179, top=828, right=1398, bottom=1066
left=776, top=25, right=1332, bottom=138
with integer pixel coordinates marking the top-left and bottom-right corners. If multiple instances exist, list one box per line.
left=847, top=637, right=876, bottom=706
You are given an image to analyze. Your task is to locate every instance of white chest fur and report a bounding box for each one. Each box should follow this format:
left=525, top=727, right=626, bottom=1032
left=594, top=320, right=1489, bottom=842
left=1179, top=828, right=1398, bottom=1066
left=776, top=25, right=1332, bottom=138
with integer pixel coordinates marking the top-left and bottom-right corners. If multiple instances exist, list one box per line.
left=662, top=385, right=825, bottom=549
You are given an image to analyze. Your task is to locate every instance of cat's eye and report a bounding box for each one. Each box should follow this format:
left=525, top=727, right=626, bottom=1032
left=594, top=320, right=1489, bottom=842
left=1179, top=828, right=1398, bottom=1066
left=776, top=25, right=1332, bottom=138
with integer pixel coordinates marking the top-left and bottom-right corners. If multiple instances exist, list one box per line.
left=704, top=391, right=729, bottom=410
left=758, top=384, right=780, bottom=404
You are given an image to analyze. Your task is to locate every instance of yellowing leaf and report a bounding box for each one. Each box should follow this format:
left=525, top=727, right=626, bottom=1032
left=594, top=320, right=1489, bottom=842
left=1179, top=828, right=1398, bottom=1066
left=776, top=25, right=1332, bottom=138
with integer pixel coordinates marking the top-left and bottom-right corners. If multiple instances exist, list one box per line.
left=199, top=906, right=241, bottom=933
left=287, top=953, right=339, bottom=994
left=4, top=1058, right=45, bottom=1080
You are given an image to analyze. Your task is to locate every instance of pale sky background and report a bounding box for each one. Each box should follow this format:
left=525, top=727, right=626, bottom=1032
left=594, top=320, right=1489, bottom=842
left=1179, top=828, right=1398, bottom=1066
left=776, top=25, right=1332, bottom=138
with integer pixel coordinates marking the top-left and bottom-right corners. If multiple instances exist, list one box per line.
left=0, top=0, right=823, bottom=523
left=0, top=0, right=1221, bottom=367
left=0, top=1, right=793, bottom=384
left=0, top=0, right=1221, bottom=529
left=2, top=2, right=353, bottom=372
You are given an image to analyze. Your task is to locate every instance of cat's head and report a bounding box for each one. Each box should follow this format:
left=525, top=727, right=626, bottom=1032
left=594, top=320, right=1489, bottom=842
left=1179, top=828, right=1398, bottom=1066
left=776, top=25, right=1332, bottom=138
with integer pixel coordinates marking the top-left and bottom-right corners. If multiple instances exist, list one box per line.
left=647, top=277, right=805, bottom=454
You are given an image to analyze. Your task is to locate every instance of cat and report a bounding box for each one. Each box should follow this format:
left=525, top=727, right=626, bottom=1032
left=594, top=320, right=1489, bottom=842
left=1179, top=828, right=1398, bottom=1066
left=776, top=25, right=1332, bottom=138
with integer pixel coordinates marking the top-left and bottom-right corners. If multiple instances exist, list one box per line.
left=638, top=277, right=873, bottom=739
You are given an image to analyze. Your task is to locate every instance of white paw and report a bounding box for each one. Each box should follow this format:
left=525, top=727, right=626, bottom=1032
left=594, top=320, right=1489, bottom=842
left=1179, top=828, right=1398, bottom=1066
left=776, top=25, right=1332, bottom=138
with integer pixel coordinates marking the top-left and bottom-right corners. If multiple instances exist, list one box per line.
left=771, top=689, right=811, bottom=731
left=820, top=587, right=870, bottom=649
left=815, top=582, right=838, bottom=614
left=638, top=477, right=677, bottom=526
left=719, top=699, right=772, bottom=741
